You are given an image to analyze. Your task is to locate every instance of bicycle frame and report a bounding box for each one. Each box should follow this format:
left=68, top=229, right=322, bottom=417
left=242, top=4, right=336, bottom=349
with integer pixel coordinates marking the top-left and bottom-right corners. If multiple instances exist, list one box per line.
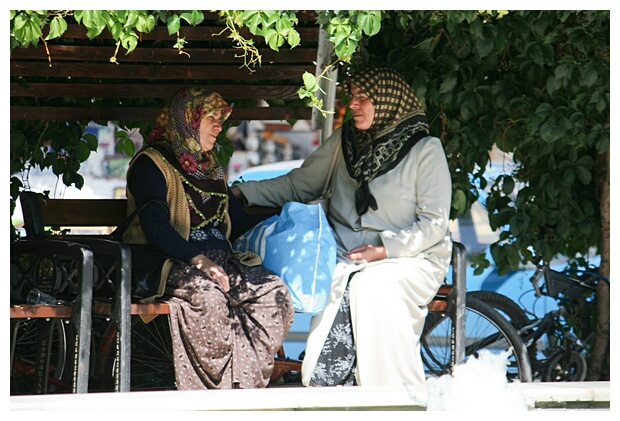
left=524, top=261, right=604, bottom=381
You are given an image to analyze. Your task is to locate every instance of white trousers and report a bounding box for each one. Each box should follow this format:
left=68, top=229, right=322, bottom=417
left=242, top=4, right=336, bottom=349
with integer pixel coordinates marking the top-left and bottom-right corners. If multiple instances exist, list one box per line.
left=301, top=257, right=444, bottom=387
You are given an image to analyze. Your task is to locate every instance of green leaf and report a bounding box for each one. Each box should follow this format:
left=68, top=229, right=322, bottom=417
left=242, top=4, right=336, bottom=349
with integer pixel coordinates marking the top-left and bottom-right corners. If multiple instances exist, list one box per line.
left=580, top=64, right=599, bottom=87
left=302, top=72, right=319, bottom=93
left=286, top=29, right=301, bottom=48
left=525, top=42, right=544, bottom=66
left=136, top=14, right=156, bottom=33
left=331, top=31, right=347, bottom=47
left=75, top=141, right=91, bottom=161
left=180, top=10, right=204, bottom=26
left=435, top=55, right=460, bottom=72
left=297, top=87, right=310, bottom=99
left=540, top=44, right=555, bottom=66
left=439, top=71, right=458, bottom=94
left=82, top=133, right=99, bottom=150
left=122, top=138, right=136, bottom=156
left=80, top=10, right=105, bottom=38
left=275, top=17, right=292, bottom=33
left=85, top=26, right=102, bottom=40
left=501, top=175, right=515, bottom=195
left=475, top=35, right=494, bottom=58
left=52, top=157, right=66, bottom=175
left=557, top=218, right=570, bottom=239
left=263, top=10, right=280, bottom=27
left=125, top=10, right=139, bottom=28
left=575, top=165, right=592, bottom=185
left=112, top=10, right=128, bottom=24
left=535, top=103, right=553, bottom=118
left=539, top=118, right=562, bottom=143
left=167, top=15, right=181, bottom=35
left=554, top=63, right=572, bottom=82
left=22, top=20, right=43, bottom=45
left=33, top=147, right=44, bottom=164
left=214, top=135, right=233, bottom=167
left=546, top=75, right=560, bottom=95
left=568, top=111, right=585, bottom=130
left=65, top=172, right=85, bottom=190
left=357, top=11, right=382, bottom=36
left=120, top=32, right=139, bottom=53
left=245, top=12, right=263, bottom=36
left=46, top=16, right=68, bottom=40
left=12, top=13, right=28, bottom=31
left=102, top=18, right=118, bottom=38
left=452, top=189, right=467, bottom=215
left=264, top=28, right=283, bottom=51
left=173, top=37, right=187, bottom=51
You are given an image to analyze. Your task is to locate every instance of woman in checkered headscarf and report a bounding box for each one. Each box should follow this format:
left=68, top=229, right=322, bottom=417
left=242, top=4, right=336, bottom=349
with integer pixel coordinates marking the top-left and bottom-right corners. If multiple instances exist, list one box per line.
left=232, top=66, right=453, bottom=388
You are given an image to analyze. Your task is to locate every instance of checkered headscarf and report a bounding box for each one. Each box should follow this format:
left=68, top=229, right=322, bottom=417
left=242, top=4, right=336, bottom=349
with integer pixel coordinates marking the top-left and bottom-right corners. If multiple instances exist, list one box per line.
left=342, top=65, right=430, bottom=215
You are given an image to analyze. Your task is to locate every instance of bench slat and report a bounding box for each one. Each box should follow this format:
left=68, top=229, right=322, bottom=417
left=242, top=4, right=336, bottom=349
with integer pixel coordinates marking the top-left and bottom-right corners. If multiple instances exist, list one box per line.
left=94, top=302, right=171, bottom=316
left=39, top=198, right=127, bottom=227
left=10, top=305, right=72, bottom=319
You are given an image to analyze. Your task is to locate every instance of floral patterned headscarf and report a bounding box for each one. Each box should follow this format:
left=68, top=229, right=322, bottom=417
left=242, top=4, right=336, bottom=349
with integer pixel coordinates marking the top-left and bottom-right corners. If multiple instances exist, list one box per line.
left=148, top=87, right=233, bottom=181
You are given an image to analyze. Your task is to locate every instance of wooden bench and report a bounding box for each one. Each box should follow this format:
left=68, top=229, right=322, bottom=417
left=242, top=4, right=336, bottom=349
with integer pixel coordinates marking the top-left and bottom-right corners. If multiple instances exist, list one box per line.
left=13, top=192, right=466, bottom=392
left=15, top=191, right=304, bottom=392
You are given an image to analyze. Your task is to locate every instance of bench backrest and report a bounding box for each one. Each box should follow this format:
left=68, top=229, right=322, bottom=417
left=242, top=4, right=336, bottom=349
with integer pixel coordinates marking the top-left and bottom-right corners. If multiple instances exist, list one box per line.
left=21, top=191, right=128, bottom=240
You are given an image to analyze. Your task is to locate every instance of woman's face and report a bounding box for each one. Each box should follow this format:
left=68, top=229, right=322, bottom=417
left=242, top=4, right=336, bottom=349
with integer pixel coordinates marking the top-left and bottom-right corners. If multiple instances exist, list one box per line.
left=199, top=110, right=223, bottom=151
left=348, top=83, right=375, bottom=131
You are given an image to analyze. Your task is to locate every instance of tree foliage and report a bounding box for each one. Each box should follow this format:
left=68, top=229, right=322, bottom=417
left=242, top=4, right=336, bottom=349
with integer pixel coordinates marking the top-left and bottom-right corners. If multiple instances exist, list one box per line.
left=354, top=10, right=609, bottom=277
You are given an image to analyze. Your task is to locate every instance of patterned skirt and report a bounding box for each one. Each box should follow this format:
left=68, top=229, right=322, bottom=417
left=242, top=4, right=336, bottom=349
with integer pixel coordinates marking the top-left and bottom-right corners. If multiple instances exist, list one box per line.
left=164, top=249, right=294, bottom=389
left=309, top=281, right=357, bottom=386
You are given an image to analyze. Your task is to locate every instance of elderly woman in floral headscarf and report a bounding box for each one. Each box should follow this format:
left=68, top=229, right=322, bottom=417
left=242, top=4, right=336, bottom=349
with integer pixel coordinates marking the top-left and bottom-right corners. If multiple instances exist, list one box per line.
left=232, top=66, right=452, bottom=387
left=124, top=87, right=294, bottom=389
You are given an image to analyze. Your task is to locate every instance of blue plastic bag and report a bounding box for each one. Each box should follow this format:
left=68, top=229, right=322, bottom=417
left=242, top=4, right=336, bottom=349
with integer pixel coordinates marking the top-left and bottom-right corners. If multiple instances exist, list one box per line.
left=233, top=202, right=336, bottom=315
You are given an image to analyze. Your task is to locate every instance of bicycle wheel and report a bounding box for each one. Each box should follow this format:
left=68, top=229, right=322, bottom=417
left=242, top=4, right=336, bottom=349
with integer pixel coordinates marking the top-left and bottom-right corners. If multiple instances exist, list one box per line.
left=10, top=318, right=74, bottom=395
left=542, top=349, right=587, bottom=382
left=467, top=290, right=539, bottom=365
left=421, top=295, right=532, bottom=382
left=93, top=314, right=176, bottom=391
left=467, top=291, right=530, bottom=328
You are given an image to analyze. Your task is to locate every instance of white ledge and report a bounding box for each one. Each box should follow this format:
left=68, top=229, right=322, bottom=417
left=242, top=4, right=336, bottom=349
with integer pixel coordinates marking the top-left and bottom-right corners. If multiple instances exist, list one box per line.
left=9, top=381, right=610, bottom=412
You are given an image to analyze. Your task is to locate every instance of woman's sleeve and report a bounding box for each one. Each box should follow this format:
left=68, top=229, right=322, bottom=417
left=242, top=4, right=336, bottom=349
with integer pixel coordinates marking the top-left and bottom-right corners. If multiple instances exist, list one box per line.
left=227, top=186, right=279, bottom=243
left=128, top=154, right=202, bottom=260
left=236, top=128, right=341, bottom=207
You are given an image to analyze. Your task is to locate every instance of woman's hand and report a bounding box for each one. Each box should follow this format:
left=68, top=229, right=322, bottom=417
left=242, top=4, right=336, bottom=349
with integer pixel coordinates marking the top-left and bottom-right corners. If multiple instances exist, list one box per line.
left=344, top=244, right=387, bottom=263
left=190, top=254, right=230, bottom=291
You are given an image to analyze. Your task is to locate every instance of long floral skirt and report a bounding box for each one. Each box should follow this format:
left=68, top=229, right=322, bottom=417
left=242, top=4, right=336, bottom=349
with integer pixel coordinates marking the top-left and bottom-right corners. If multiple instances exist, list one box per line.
left=164, top=249, right=294, bottom=390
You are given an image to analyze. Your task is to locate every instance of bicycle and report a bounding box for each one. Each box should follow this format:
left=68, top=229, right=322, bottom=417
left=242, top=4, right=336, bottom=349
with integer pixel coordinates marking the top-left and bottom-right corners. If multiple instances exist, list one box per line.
left=421, top=292, right=532, bottom=383
left=10, top=318, right=76, bottom=395
left=469, top=260, right=608, bottom=382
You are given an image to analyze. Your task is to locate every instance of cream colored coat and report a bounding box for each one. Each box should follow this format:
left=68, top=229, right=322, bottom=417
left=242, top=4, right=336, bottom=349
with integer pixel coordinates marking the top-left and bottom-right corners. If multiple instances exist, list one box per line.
left=238, top=127, right=453, bottom=386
